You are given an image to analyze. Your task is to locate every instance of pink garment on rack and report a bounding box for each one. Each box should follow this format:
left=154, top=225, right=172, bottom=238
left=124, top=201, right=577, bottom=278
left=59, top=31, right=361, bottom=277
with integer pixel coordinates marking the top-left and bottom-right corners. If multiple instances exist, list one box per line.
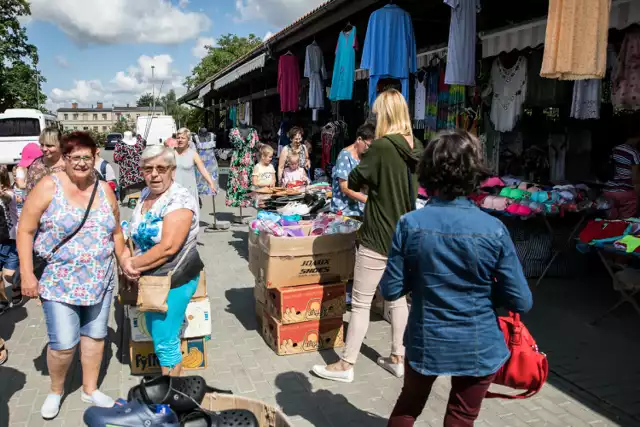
left=278, top=55, right=300, bottom=112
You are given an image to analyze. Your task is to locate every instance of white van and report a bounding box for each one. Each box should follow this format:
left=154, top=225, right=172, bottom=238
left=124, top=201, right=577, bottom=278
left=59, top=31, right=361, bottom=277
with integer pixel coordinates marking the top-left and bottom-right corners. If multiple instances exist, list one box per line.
left=136, top=115, right=177, bottom=146
left=0, top=108, right=59, bottom=165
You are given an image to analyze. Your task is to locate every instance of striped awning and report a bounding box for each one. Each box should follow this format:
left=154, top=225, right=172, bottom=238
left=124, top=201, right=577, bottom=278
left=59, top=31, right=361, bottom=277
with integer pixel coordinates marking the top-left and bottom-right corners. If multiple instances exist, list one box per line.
left=213, top=53, right=267, bottom=90
left=480, top=0, right=640, bottom=58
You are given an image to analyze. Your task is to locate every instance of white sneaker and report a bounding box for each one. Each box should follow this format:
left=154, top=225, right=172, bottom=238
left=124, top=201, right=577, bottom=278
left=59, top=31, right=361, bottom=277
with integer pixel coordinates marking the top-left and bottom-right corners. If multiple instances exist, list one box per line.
left=41, top=393, right=63, bottom=420
left=311, top=364, right=354, bottom=383
left=81, top=390, right=115, bottom=408
left=377, top=357, right=405, bottom=378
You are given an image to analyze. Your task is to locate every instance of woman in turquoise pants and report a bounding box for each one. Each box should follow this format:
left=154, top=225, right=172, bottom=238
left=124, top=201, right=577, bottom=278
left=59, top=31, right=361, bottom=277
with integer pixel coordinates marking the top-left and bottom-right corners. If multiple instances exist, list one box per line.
left=122, top=145, right=204, bottom=376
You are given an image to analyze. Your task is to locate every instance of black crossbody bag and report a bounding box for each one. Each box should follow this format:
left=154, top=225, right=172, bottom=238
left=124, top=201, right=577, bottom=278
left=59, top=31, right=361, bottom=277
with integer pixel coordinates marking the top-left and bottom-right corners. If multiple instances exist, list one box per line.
left=15, top=179, right=99, bottom=284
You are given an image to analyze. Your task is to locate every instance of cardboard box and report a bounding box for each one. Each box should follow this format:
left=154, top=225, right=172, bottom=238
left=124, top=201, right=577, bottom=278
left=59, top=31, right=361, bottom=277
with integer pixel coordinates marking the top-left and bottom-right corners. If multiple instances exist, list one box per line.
left=255, top=301, right=264, bottom=329
left=128, top=298, right=211, bottom=342
left=201, top=393, right=293, bottom=427
left=129, top=337, right=208, bottom=375
left=261, top=314, right=344, bottom=356
left=254, top=280, right=267, bottom=305
left=192, top=272, right=208, bottom=300
left=265, top=282, right=346, bottom=324
left=248, top=226, right=356, bottom=288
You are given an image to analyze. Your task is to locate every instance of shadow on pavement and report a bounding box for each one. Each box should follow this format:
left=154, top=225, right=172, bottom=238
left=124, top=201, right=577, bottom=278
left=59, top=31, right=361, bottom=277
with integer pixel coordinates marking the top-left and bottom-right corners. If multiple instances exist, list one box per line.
left=275, top=372, right=386, bottom=427
left=227, top=230, right=249, bottom=261
left=525, top=270, right=640, bottom=426
left=225, top=287, right=258, bottom=331
left=0, top=306, right=27, bottom=342
left=0, top=365, right=26, bottom=426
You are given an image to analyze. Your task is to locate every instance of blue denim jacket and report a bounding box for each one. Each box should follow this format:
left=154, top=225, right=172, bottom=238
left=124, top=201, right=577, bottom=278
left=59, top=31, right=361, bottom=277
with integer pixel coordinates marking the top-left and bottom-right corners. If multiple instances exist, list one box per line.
left=379, top=197, right=533, bottom=377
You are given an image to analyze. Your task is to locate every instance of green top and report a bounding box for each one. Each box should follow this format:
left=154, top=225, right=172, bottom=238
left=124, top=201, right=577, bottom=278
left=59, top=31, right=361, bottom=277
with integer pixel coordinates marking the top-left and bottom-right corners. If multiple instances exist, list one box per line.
left=348, top=134, right=424, bottom=257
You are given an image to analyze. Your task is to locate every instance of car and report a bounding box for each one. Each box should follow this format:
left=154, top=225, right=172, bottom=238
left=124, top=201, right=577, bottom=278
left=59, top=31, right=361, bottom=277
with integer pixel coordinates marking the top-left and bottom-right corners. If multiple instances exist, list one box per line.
left=104, top=132, right=122, bottom=150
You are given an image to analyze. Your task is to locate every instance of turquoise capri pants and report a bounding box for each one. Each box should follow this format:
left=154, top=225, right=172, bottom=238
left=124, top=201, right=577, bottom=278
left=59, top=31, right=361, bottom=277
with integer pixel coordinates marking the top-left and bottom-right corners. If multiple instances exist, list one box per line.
left=145, top=274, right=199, bottom=368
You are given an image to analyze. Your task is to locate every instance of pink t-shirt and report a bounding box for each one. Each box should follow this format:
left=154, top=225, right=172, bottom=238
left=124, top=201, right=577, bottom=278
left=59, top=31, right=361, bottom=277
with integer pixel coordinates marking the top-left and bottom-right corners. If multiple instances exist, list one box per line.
left=282, top=167, right=307, bottom=186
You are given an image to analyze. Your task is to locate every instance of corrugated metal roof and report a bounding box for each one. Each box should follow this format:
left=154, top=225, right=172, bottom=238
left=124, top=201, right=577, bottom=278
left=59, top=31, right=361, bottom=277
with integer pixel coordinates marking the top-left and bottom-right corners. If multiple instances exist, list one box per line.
left=178, top=0, right=340, bottom=103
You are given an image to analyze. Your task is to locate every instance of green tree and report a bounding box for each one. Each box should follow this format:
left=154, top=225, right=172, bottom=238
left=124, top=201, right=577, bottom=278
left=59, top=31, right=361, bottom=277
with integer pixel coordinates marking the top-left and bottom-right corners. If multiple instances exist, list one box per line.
left=137, top=92, right=161, bottom=107
left=110, top=117, right=135, bottom=135
left=185, top=34, right=262, bottom=90
left=0, top=0, right=46, bottom=112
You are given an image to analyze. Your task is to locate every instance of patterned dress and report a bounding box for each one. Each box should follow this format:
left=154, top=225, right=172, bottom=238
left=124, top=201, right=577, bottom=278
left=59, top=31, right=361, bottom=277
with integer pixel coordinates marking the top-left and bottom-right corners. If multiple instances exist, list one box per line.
left=225, top=128, right=258, bottom=208
left=26, top=157, right=65, bottom=194
left=34, top=176, right=116, bottom=306
left=194, top=137, right=219, bottom=196
left=114, top=140, right=145, bottom=189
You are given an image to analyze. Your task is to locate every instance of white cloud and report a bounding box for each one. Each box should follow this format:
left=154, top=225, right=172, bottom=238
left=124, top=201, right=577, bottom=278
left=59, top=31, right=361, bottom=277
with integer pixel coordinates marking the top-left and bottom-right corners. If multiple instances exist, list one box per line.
left=55, top=56, right=70, bottom=68
left=263, top=31, right=273, bottom=41
left=29, top=0, right=211, bottom=45
left=48, top=54, right=186, bottom=108
left=235, top=0, right=325, bottom=28
left=192, top=37, right=216, bottom=59
left=178, top=0, right=189, bottom=8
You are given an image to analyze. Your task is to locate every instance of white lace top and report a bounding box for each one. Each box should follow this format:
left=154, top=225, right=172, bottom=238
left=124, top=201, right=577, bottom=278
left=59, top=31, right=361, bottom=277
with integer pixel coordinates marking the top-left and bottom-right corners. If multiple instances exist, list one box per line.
left=570, top=79, right=601, bottom=120
left=489, top=56, right=528, bottom=132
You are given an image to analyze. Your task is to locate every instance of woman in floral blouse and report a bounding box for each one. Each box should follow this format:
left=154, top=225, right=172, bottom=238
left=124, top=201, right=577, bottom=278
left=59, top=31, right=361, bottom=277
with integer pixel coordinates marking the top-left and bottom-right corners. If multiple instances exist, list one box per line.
left=26, top=127, right=66, bottom=194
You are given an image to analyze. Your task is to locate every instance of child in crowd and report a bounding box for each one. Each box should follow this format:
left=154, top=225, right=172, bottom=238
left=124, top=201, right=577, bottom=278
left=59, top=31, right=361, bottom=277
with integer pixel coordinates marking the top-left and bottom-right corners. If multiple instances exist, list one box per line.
left=282, top=153, right=310, bottom=187
left=0, top=166, right=19, bottom=316
left=252, top=145, right=276, bottom=188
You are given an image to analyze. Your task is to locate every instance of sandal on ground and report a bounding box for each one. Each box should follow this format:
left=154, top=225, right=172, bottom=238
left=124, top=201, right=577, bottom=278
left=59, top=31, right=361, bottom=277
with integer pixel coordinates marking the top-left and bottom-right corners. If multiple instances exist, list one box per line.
left=84, top=399, right=180, bottom=427
left=180, top=408, right=258, bottom=427
left=10, top=285, right=25, bottom=308
left=127, top=376, right=231, bottom=415
left=0, top=339, right=7, bottom=366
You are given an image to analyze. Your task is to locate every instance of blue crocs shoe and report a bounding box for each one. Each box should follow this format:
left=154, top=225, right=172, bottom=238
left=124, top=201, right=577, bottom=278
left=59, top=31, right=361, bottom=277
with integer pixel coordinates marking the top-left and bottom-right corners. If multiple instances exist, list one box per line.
left=83, top=399, right=180, bottom=427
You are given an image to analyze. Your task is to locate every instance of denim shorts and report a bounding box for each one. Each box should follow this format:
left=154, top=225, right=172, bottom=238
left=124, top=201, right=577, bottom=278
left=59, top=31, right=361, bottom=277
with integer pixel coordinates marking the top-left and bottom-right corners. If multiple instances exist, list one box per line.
left=0, top=242, right=19, bottom=271
left=42, top=288, right=113, bottom=351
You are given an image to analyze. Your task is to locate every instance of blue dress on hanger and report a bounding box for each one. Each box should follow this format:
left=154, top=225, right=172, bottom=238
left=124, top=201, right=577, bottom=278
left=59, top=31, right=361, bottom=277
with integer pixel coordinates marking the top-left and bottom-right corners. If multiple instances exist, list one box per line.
left=329, top=27, right=358, bottom=101
left=360, top=4, right=417, bottom=106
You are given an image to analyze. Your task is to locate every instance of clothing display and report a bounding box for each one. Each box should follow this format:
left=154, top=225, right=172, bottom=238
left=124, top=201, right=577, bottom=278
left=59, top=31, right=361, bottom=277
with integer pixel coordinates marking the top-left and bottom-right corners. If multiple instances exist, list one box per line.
left=525, top=49, right=572, bottom=108
left=175, top=149, right=199, bottom=202
left=321, top=120, right=348, bottom=169
left=360, top=4, right=417, bottom=106
left=329, top=28, right=358, bottom=101
left=540, top=0, right=611, bottom=80
left=229, top=105, right=237, bottom=126
left=489, top=56, right=528, bottom=132
left=113, top=139, right=145, bottom=189
left=444, top=0, right=481, bottom=86
left=570, top=79, right=602, bottom=119
left=414, top=79, right=427, bottom=121
left=244, top=102, right=251, bottom=125
left=424, top=67, right=440, bottom=139
left=304, top=41, right=328, bottom=110
left=226, top=127, right=258, bottom=208
left=613, top=29, right=640, bottom=111
left=436, top=69, right=451, bottom=130
left=278, top=54, right=300, bottom=112
left=548, top=133, right=568, bottom=181
left=194, top=132, right=219, bottom=196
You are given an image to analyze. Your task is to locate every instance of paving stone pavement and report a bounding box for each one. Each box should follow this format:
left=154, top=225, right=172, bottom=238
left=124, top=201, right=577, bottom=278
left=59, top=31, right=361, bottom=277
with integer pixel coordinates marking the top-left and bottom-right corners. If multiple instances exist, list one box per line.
left=0, top=191, right=638, bottom=427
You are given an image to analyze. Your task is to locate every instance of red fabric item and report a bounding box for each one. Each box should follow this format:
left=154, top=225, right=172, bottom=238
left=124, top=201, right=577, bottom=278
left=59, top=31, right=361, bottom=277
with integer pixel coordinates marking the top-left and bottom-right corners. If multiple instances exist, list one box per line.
left=578, top=220, right=628, bottom=244
left=603, top=190, right=638, bottom=219
left=486, top=313, right=548, bottom=399
left=108, top=181, right=117, bottom=191
left=278, top=55, right=300, bottom=112
left=321, top=133, right=332, bottom=169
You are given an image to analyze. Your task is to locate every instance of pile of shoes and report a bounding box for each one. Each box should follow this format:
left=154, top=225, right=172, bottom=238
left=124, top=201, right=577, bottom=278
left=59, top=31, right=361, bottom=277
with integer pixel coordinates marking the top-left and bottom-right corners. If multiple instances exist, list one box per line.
left=83, top=375, right=258, bottom=427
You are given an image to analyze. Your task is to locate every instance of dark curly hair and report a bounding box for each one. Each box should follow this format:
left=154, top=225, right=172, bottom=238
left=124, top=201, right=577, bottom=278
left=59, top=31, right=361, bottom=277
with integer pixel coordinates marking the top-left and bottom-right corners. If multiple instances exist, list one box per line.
left=418, top=130, right=490, bottom=200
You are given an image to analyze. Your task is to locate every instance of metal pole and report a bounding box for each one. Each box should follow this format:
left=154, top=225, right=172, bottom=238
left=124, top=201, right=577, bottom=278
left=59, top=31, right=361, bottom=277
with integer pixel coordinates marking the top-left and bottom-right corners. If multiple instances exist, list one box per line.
left=34, top=68, right=40, bottom=109
left=150, top=65, right=156, bottom=114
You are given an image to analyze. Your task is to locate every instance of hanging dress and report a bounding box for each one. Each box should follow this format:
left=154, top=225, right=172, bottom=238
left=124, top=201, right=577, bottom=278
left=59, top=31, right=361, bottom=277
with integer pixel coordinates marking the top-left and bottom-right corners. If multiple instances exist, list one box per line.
left=489, top=56, right=528, bottom=132
left=613, top=29, right=640, bottom=111
left=329, top=28, right=358, bottom=101
left=226, top=128, right=258, bottom=208
left=194, top=133, right=219, bottom=196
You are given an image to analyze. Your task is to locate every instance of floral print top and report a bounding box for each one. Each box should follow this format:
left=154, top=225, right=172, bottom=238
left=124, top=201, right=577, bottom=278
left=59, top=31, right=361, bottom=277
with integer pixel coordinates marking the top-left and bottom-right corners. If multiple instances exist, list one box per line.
left=225, top=127, right=258, bottom=208
left=26, top=157, right=66, bottom=194
left=114, top=140, right=145, bottom=188
left=123, top=182, right=199, bottom=257
left=35, top=176, right=116, bottom=306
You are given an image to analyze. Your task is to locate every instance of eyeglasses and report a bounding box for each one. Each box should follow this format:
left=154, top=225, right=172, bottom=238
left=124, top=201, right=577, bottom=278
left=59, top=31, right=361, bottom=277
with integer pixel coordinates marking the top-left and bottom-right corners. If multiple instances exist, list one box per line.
left=142, top=165, right=172, bottom=175
left=66, top=155, right=93, bottom=165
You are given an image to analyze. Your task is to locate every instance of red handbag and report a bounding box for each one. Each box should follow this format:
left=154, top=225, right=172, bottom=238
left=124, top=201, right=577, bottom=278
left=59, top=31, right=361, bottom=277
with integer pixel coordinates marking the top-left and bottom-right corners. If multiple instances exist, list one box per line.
left=486, top=312, right=549, bottom=399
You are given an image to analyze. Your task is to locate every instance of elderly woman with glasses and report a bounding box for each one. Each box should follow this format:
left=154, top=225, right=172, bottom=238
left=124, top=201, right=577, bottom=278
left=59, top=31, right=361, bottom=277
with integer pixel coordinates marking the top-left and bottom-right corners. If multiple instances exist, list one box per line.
left=121, top=145, right=204, bottom=377
left=17, top=132, right=128, bottom=420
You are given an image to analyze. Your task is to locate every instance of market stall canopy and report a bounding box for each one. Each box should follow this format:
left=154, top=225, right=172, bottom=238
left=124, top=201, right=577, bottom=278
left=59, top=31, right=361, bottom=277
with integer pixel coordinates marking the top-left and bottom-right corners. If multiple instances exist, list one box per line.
left=480, top=0, right=640, bottom=58
left=214, top=53, right=267, bottom=90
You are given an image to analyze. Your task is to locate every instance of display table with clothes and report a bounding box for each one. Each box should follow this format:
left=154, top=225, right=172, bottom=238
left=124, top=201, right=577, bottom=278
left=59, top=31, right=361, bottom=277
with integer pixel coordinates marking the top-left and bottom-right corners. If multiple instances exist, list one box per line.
left=469, top=177, right=608, bottom=285
left=577, top=218, right=640, bottom=323
left=249, top=183, right=332, bottom=215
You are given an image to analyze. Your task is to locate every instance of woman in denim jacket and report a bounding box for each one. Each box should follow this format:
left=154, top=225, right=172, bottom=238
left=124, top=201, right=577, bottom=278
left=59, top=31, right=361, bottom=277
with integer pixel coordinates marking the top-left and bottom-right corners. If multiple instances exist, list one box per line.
left=381, top=130, right=533, bottom=427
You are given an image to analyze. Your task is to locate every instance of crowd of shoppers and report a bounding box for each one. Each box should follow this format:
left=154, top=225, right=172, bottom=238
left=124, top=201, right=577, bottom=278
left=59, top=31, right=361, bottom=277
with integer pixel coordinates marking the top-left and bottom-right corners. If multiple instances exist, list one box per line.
left=0, top=90, right=534, bottom=425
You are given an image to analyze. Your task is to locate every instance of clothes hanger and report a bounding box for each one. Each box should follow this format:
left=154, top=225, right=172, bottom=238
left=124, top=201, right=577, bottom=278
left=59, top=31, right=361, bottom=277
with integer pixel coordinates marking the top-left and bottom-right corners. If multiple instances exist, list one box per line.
left=343, top=21, right=353, bottom=33
left=284, top=50, right=293, bottom=56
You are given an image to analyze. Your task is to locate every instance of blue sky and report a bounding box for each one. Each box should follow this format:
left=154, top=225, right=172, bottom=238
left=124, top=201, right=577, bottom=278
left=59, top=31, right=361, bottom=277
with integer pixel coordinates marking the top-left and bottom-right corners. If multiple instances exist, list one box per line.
left=22, top=0, right=325, bottom=111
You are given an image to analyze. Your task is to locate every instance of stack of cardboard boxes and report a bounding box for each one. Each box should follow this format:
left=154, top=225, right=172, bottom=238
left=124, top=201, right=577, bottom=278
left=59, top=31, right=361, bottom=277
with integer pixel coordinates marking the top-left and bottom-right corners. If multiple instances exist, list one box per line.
left=125, top=273, right=211, bottom=375
left=248, top=223, right=357, bottom=356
